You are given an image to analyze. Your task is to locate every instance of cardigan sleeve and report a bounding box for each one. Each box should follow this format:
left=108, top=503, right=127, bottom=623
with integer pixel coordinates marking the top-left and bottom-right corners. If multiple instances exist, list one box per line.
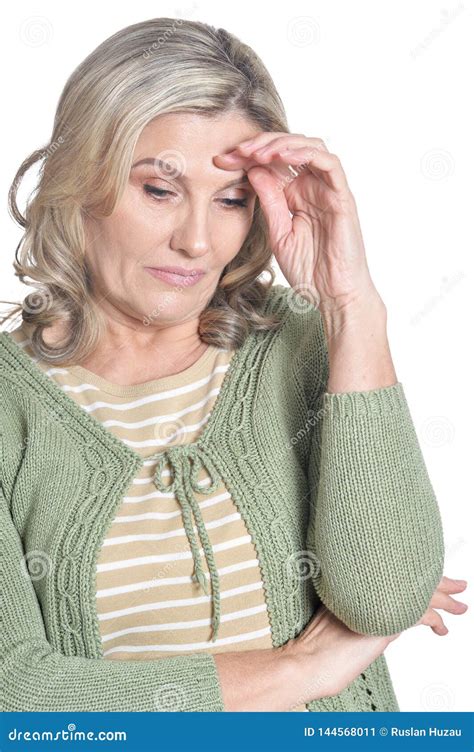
left=0, top=483, right=225, bottom=712
left=304, top=336, right=445, bottom=637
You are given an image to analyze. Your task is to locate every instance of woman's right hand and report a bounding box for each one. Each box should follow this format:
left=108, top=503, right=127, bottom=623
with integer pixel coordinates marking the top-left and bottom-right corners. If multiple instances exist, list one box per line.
left=415, top=575, right=468, bottom=635
left=281, top=604, right=401, bottom=707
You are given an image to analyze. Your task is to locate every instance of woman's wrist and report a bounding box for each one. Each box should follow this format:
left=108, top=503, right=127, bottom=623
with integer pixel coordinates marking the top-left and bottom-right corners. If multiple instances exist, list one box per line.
left=279, top=645, right=328, bottom=708
left=214, top=645, right=309, bottom=711
left=319, top=290, right=398, bottom=393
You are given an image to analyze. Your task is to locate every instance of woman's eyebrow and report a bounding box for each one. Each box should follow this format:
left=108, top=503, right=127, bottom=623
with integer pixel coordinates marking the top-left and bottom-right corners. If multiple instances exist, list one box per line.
left=131, top=157, right=251, bottom=189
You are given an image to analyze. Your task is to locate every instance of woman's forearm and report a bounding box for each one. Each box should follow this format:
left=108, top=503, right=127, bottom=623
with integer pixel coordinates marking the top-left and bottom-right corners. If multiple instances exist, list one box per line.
left=320, top=291, right=398, bottom=393
left=214, top=604, right=405, bottom=712
left=308, top=290, right=445, bottom=636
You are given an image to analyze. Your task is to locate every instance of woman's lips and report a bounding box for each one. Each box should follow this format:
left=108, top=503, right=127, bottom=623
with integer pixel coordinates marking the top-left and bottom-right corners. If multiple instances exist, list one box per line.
left=144, top=268, right=205, bottom=286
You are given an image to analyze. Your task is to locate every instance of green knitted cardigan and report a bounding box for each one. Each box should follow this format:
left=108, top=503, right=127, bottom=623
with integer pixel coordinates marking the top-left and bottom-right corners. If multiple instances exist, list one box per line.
left=0, top=283, right=444, bottom=712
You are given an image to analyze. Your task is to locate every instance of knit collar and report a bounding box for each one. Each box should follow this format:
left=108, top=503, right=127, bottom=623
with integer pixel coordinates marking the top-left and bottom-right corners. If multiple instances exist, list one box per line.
left=0, top=327, right=250, bottom=463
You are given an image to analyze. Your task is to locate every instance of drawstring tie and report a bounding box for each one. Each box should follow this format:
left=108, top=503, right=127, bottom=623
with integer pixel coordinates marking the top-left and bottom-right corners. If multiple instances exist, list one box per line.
left=148, top=444, right=222, bottom=643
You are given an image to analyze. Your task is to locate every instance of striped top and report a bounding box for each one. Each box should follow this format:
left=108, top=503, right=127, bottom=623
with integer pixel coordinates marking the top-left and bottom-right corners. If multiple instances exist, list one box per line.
left=9, top=323, right=309, bottom=712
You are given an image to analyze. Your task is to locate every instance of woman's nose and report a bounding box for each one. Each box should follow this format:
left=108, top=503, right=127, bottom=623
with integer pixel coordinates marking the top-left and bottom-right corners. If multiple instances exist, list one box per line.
left=170, top=206, right=210, bottom=258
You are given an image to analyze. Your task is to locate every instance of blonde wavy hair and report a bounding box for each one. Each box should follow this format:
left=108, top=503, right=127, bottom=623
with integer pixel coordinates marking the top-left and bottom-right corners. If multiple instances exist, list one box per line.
left=1, top=17, right=290, bottom=366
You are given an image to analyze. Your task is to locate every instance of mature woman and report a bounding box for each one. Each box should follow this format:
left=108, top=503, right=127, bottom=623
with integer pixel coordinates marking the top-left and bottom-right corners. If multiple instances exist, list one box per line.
left=0, top=18, right=467, bottom=713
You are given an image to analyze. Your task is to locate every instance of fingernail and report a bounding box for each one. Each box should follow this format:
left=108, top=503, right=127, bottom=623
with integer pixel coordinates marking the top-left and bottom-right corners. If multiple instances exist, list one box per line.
left=216, top=152, right=238, bottom=160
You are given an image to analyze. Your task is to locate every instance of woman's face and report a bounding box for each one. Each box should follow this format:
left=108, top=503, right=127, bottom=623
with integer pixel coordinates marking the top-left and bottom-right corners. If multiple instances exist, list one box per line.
left=84, top=112, right=262, bottom=329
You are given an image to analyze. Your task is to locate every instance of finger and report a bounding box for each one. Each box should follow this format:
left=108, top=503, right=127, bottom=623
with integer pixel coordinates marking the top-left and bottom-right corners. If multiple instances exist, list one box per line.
left=213, top=151, right=267, bottom=171
left=417, top=607, right=449, bottom=636
left=430, top=590, right=468, bottom=614
left=437, top=576, right=468, bottom=594
left=254, top=137, right=330, bottom=165
left=237, top=132, right=305, bottom=154
left=242, top=135, right=340, bottom=189
left=213, top=147, right=327, bottom=193
left=214, top=135, right=327, bottom=170
left=274, top=146, right=350, bottom=194
left=253, top=135, right=328, bottom=156
left=245, top=166, right=293, bottom=248
left=216, top=145, right=350, bottom=195
left=213, top=133, right=297, bottom=168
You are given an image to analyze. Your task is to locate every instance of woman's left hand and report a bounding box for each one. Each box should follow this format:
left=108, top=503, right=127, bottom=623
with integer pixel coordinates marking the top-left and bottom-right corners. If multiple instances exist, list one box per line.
left=214, top=132, right=380, bottom=311
left=416, top=575, right=468, bottom=636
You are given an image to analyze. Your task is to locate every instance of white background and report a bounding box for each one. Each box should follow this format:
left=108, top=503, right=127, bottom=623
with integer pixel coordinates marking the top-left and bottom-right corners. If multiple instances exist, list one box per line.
left=1, top=0, right=472, bottom=712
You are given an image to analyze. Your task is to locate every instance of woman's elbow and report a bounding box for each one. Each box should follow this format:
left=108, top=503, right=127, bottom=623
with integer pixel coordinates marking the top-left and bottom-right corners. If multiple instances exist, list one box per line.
left=312, top=554, right=444, bottom=636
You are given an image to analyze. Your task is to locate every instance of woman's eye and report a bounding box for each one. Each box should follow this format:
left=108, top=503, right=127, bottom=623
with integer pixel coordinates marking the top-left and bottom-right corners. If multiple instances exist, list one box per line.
left=219, top=198, right=248, bottom=209
left=143, top=184, right=248, bottom=210
left=144, top=185, right=173, bottom=199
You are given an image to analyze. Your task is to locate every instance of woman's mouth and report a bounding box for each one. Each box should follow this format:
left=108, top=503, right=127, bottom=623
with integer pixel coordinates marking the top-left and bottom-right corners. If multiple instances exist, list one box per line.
left=144, top=267, right=205, bottom=286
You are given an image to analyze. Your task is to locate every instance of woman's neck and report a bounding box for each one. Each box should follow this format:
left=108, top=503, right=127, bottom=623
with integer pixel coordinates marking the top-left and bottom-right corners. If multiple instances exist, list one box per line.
left=37, top=320, right=209, bottom=386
